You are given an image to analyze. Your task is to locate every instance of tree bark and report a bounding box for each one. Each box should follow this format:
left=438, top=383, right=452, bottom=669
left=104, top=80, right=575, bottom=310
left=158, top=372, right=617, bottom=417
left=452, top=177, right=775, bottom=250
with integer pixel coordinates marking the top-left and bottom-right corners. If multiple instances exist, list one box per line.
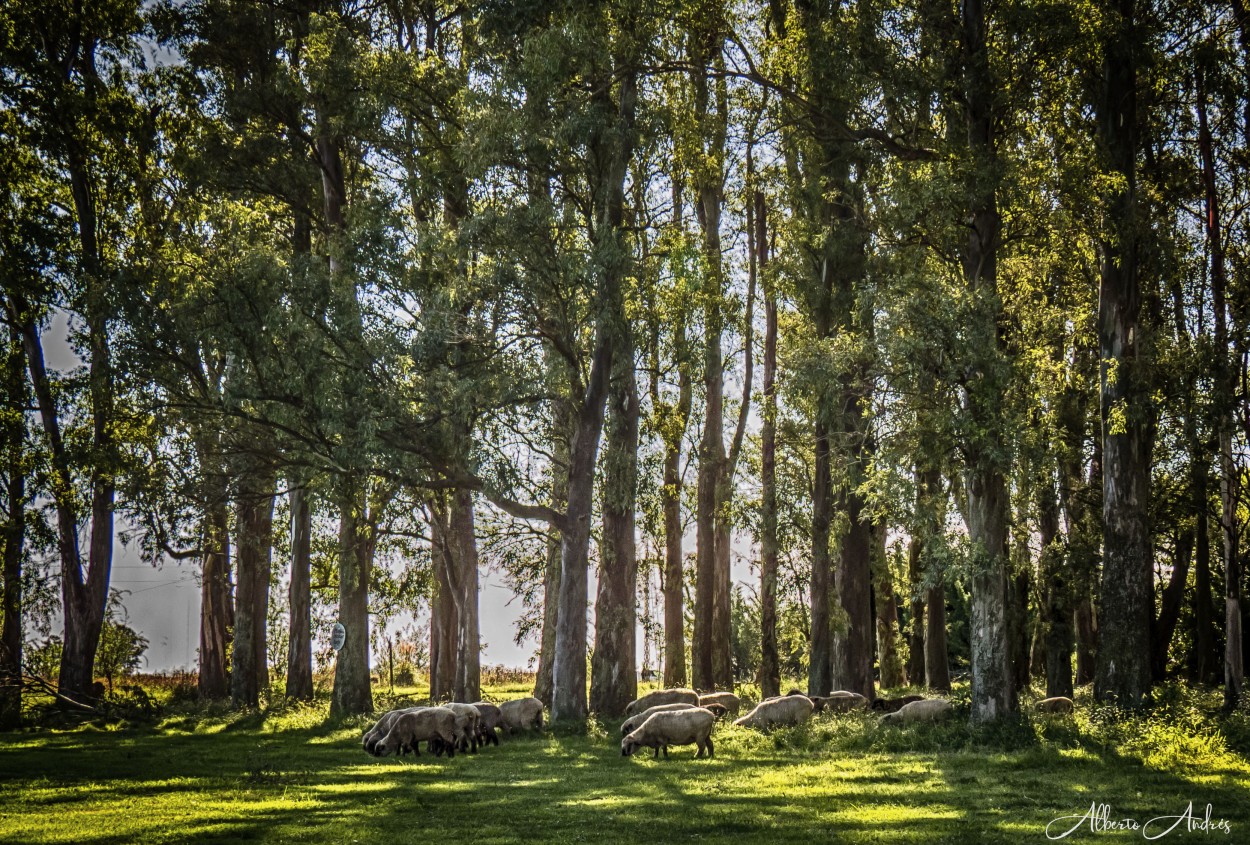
left=1197, top=62, right=1244, bottom=708
left=285, top=484, right=313, bottom=700
left=1095, top=0, right=1152, bottom=708
left=590, top=320, right=640, bottom=717
left=905, top=525, right=926, bottom=688
left=447, top=489, right=480, bottom=703
left=926, top=582, right=951, bottom=692
left=429, top=501, right=458, bottom=702
left=758, top=188, right=780, bottom=700
left=232, top=463, right=275, bottom=708
left=956, top=0, right=1013, bottom=723
left=331, top=475, right=373, bottom=717
left=1, top=328, right=26, bottom=728
left=661, top=343, right=691, bottom=689
left=1041, top=472, right=1074, bottom=698
left=874, top=524, right=907, bottom=688
left=809, top=414, right=834, bottom=696
left=198, top=475, right=232, bottom=700
left=1152, top=530, right=1192, bottom=682
left=535, top=386, right=569, bottom=706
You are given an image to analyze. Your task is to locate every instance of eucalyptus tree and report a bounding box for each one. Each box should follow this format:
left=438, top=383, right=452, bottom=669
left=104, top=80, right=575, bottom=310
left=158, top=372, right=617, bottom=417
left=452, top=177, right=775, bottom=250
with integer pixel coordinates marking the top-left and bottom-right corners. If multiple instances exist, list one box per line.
left=0, top=0, right=156, bottom=703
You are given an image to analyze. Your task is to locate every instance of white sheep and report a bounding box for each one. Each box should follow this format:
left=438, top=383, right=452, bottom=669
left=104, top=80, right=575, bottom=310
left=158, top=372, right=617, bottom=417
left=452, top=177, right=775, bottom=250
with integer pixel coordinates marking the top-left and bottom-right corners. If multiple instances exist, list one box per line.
left=697, top=691, right=740, bottom=717
left=499, top=696, right=544, bottom=733
left=363, top=707, right=423, bottom=756
left=879, top=697, right=952, bottom=725
left=620, top=703, right=711, bottom=737
left=733, top=694, right=814, bottom=730
left=1037, top=696, right=1074, bottom=715
left=472, top=701, right=503, bottom=745
left=621, top=708, right=716, bottom=759
left=624, top=688, right=700, bottom=717
left=441, top=702, right=483, bottom=752
left=374, top=706, right=460, bottom=758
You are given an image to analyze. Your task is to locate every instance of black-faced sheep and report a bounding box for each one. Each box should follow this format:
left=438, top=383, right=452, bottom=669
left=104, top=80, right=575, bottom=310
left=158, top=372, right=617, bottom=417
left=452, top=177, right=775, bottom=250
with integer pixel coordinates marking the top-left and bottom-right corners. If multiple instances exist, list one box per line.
left=697, top=692, right=740, bottom=717
left=734, top=694, right=814, bottom=730
left=472, top=701, right=503, bottom=745
left=374, top=707, right=460, bottom=758
left=1037, top=696, right=1075, bottom=714
left=814, top=691, right=869, bottom=713
left=879, top=698, right=952, bottom=725
left=621, top=708, right=716, bottom=760
left=871, top=695, right=925, bottom=713
left=499, top=696, right=544, bottom=733
left=624, top=687, right=700, bottom=717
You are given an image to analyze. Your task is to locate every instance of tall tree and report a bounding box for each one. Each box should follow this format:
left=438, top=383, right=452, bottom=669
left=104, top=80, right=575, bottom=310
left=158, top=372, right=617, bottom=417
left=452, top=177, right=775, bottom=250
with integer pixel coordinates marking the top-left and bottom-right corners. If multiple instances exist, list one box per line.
left=1094, top=0, right=1153, bottom=708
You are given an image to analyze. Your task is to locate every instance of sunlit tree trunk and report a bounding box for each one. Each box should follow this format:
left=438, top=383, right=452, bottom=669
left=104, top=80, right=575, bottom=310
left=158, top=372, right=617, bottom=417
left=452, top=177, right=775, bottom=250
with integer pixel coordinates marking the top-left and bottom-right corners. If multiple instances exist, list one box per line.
left=232, top=463, right=276, bottom=708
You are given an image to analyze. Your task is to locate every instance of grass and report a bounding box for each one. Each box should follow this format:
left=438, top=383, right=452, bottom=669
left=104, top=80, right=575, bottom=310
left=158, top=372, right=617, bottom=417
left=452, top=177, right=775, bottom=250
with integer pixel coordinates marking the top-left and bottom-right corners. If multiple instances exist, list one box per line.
left=2, top=682, right=1248, bottom=844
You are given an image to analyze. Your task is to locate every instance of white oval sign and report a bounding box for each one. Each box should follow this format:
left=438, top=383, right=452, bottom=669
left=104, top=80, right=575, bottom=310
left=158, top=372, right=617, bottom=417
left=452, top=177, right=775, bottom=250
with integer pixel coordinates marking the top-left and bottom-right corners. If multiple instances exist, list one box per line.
left=330, top=622, right=347, bottom=652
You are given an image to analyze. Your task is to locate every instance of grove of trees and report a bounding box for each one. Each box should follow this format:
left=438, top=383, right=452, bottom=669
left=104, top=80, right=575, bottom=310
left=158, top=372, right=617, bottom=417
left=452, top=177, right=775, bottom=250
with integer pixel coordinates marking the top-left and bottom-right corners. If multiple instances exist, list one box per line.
left=1, top=0, right=1248, bottom=727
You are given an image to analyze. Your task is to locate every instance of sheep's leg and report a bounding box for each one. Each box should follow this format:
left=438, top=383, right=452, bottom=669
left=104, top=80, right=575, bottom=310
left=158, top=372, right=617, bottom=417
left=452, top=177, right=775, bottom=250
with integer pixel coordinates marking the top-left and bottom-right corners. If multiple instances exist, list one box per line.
left=705, top=737, right=714, bottom=758
left=651, top=746, right=659, bottom=759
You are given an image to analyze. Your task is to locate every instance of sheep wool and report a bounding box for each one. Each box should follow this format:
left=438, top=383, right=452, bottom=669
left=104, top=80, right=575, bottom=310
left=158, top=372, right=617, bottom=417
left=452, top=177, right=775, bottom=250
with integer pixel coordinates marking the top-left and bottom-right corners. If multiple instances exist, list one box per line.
left=374, top=706, right=460, bottom=758
left=697, top=691, right=741, bottom=717
left=621, top=703, right=708, bottom=737
left=621, top=708, right=716, bottom=760
left=879, top=698, right=953, bottom=726
left=1037, top=696, right=1075, bottom=714
left=624, top=688, right=700, bottom=717
left=499, top=696, right=544, bottom=733
left=733, top=694, right=814, bottom=730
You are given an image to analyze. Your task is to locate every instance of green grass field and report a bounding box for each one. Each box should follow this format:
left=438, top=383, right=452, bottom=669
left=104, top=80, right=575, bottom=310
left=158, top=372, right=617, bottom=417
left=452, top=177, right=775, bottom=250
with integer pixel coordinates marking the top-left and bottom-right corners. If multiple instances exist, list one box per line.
left=2, top=683, right=1248, bottom=844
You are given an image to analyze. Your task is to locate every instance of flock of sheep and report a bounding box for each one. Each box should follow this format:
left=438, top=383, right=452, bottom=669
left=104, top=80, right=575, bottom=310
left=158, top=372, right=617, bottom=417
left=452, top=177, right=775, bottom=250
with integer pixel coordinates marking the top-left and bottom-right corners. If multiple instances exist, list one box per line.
left=362, top=688, right=1077, bottom=762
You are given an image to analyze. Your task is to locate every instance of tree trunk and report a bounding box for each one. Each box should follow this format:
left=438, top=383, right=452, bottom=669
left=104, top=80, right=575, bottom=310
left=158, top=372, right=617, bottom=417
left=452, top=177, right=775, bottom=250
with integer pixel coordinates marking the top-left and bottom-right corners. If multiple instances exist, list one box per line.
left=534, top=392, right=568, bottom=705
left=874, top=524, right=906, bottom=689
left=906, top=530, right=926, bottom=688
left=429, top=501, right=458, bottom=702
left=926, top=582, right=951, bottom=691
left=758, top=188, right=780, bottom=700
left=1010, top=565, right=1031, bottom=696
left=448, top=489, right=480, bottom=703
left=232, top=464, right=275, bottom=708
left=809, top=414, right=834, bottom=696
left=590, top=321, right=640, bottom=717
left=285, top=484, right=313, bottom=700
left=1152, top=530, right=1192, bottom=682
left=198, top=483, right=232, bottom=700
left=1198, top=62, right=1244, bottom=708
left=1, top=328, right=25, bottom=728
left=661, top=360, right=690, bottom=688
left=331, top=475, right=373, bottom=716
left=957, top=0, right=1013, bottom=723
left=832, top=488, right=874, bottom=699
left=1041, top=473, right=1074, bottom=698
left=1094, top=0, right=1151, bottom=708
left=1192, top=468, right=1219, bottom=684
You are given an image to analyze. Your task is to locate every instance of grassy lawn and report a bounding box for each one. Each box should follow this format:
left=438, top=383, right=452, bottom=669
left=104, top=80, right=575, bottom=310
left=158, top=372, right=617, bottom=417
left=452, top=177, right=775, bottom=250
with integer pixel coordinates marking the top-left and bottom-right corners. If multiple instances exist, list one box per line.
left=2, top=684, right=1248, bottom=844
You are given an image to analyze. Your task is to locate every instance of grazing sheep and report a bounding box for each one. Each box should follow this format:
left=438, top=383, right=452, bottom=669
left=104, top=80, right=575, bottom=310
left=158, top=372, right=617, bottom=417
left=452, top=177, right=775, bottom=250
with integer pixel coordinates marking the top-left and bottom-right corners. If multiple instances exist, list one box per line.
left=879, top=697, right=952, bottom=726
left=1037, top=696, right=1075, bottom=715
left=472, top=701, right=503, bottom=745
left=697, top=692, right=740, bottom=717
left=621, top=708, right=716, bottom=760
left=734, top=694, right=814, bottom=730
left=624, top=688, right=700, bottom=717
left=814, top=691, right=869, bottom=713
left=499, top=696, right=544, bottom=734
left=871, top=695, right=925, bottom=713
left=440, top=702, right=483, bottom=752
left=363, top=707, right=424, bottom=756
left=374, top=706, right=460, bottom=758
left=621, top=703, right=716, bottom=737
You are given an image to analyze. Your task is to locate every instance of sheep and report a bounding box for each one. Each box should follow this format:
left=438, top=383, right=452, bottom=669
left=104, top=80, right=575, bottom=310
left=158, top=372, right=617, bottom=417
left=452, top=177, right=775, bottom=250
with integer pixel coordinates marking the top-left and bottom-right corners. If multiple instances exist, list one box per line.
left=814, top=691, right=869, bottom=713
left=374, top=706, right=460, bottom=758
left=440, top=702, right=483, bottom=753
left=733, top=694, right=814, bottom=730
left=499, top=696, right=544, bottom=734
left=620, top=703, right=719, bottom=737
left=363, top=707, right=424, bottom=756
left=624, top=688, right=700, bottom=717
left=879, top=697, right=952, bottom=726
left=621, top=708, right=716, bottom=760
left=472, top=701, right=503, bottom=746
left=1037, top=696, right=1075, bottom=715
left=871, top=695, right=925, bottom=713
left=697, top=691, right=740, bottom=717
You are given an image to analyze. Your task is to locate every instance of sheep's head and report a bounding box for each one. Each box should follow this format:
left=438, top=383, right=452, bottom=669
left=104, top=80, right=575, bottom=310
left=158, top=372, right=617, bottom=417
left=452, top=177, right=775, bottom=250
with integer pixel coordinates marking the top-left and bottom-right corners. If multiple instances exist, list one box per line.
left=621, top=738, right=638, bottom=757
left=620, top=716, right=642, bottom=736
left=880, top=712, right=900, bottom=726
left=704, top=703, right=728, bottom=719
left=373, top=738, right=395, bottom=757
